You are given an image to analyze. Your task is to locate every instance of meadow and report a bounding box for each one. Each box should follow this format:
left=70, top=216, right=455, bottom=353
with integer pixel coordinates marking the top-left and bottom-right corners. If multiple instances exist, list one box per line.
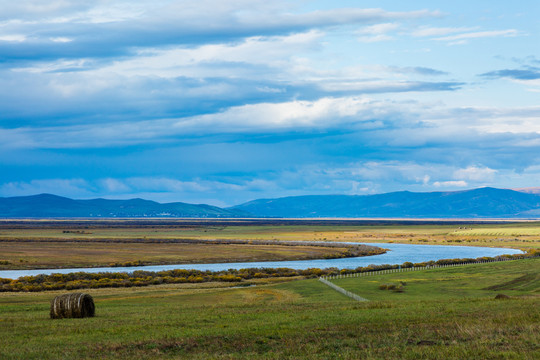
left=3, top=219, right=540, bottom=246
left=0, top=258, right=538, bottom=359
left=0, top=240, right=362, bottom=270
left=0, top=220, right=539, bottom=359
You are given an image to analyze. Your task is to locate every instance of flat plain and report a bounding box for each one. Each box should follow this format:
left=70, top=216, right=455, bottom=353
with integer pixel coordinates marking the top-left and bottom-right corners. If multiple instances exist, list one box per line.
left=0, top=219, right=539, bottom=359
left=1, top=219, right=538, bottom=270
left=0, top=259, right=538, bottom=359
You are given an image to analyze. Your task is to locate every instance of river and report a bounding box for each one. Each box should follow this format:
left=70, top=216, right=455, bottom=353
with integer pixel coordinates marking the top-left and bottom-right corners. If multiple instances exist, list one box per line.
left=0, top=243, right=523, bottom=279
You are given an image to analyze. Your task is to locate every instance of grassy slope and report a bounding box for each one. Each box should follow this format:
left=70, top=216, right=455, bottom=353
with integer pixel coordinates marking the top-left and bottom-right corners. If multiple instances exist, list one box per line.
left=332, top=257, right=539, bottom=300
left=1, top=259, right=538, bottom=359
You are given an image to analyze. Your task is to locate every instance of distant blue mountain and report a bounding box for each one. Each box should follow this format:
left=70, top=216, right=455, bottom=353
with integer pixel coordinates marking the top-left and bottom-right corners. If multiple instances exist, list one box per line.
left=1, top=188, right=540, bottom=218
left=229, top=187, right=540, bottom=218
left=0, top=194, right=246, bottom=218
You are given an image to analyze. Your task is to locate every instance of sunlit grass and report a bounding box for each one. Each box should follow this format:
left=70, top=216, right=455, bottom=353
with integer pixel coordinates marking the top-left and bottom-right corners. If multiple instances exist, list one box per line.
left=332, top=258, right=540, bottom=301
left=1, top=259, right=538, bottom=359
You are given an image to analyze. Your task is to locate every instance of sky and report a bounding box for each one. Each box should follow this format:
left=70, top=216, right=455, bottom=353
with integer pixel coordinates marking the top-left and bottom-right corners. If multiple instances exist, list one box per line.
left=1, top=0, right=539, bottom=206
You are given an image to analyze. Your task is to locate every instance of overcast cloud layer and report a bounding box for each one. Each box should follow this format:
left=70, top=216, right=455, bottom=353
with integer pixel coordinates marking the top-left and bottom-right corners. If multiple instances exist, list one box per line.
left=1, top=0, right=539, bottom=206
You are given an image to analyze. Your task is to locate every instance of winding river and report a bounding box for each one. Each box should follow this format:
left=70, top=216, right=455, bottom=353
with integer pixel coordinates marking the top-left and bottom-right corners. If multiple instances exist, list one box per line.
left=0, top=243, right=523, bottom=279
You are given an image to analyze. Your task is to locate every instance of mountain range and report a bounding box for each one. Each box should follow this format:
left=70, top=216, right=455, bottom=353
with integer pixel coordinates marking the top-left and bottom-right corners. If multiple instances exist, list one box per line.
left=1, top=187, right=540, bottom=218
left=0, top=193, right=246, bottom=218
left=229, top=187, right=540, bottom=218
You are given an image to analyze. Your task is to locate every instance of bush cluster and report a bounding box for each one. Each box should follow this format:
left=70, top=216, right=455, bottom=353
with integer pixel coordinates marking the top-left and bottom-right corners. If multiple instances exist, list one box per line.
left=0, top=267, right=327, bottom=292
left=379, top=281, right=406, bottom=292
left=109, top=260, right=147, bottom=267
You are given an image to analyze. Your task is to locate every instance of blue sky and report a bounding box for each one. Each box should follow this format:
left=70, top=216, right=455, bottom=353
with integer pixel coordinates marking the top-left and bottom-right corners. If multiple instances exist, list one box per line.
left=1, top=0, right=539, bottom=206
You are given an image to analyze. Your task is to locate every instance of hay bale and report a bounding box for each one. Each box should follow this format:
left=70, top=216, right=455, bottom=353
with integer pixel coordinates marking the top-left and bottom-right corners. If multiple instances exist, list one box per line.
left=50, top=293, right=95, bottom=319
left=495, top=294, right=510, bottom=300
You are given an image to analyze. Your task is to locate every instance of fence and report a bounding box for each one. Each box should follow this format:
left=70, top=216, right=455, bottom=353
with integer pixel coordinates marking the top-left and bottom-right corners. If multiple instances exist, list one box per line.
left=318, top=277, right=369, bottom=302
left=320, top=255, right=537, bottom=281
left=318, top=256, right=537, bottom=301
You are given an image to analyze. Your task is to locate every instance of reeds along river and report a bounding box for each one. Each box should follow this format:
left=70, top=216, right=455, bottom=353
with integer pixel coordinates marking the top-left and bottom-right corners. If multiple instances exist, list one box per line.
left=0, top=243, right=524, bottom=279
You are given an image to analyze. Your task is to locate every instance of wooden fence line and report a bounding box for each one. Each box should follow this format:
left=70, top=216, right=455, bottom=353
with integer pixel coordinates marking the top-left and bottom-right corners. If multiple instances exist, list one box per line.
left=320, top=255, right=537, bottom=281
left=318, top=277, right=369, bottom=302
left=318, top=256, right=537, bottom=301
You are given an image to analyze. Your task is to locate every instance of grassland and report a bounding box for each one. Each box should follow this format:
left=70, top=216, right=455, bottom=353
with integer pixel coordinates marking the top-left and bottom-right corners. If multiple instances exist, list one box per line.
left=0, top=241, right=355, bottom=270
left=0, top=259, right=538, bottom=359
left=332, top=257, right=539, bottom=300
left=1, top=219, right=538, bottom=270
left=1, top=219, right=538, bottom=251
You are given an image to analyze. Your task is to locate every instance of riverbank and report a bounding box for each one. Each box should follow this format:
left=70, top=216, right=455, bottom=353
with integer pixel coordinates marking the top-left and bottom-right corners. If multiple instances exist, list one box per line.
left=0, top=238, right=385, bottom=271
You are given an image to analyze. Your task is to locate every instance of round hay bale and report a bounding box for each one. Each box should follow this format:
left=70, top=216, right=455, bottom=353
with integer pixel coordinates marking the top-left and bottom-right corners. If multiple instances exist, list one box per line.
left=495, top=294, right=510, bottom=300
left=50, top=293, right=95, bottom=319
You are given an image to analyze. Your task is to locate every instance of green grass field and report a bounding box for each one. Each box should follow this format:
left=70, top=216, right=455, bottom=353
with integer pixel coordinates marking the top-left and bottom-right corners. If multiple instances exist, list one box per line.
left=332, top=257, right=539, bottom=301
left=1, top=259, right=538, bottom=359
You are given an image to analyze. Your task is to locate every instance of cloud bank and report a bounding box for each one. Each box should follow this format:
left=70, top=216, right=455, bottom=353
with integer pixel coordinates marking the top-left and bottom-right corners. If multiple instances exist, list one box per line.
left=0, top=1, right=539, bottom=205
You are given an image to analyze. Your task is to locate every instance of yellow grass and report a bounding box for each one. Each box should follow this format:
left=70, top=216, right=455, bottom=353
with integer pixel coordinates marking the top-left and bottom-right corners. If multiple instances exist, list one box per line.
left=0, top=241, right=351, bottom=269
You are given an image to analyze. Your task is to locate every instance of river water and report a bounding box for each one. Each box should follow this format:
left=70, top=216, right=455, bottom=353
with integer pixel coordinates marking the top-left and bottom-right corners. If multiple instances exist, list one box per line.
left=0, top=243, right=523, bottom=279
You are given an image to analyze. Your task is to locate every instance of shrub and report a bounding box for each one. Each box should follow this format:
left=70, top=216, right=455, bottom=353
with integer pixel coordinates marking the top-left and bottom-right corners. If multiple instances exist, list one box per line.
left=379, top=282, right=406, bottom=292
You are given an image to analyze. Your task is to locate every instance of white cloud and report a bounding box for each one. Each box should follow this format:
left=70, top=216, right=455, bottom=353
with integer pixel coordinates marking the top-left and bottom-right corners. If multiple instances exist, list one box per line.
left=124, top=177, right=210, bottom=193
left=256, top=86, right=285, bottom=93
left=177, top=96, right=393, bottom=131
left=13, top=59, right=92, bottom=74
left=511, top=78, right=540, bottom=89
left=0, top=34, right=27, bottom=42
left=2, top=97, right=373, bottom=149
left=0, top=1, right=440, bottom=52
left=12, top=30, right=324, bottom=85
left=0, top=0, right=155, bottom=23
left=49, top=37, right=72, bottom=43
left=463, top=106, right=540, bottom=135
left=412, top=26, right=477, bottom=37
left=435, top=29, right=519, bottom=42
left=356, top=23, right=400, bottom=42
left=2, top=96, right=540, bottom=151
left=358, top=34, right=394, bottom=43
left=99, top=178, right=131, bottom=193
left=319, top=79, right=431, bottom=92
left=453, top=166, right=497, bottom=181
left=357, top=22, right=400, bottom=35
left=99, top=30, right=324, bottom=78
left=433, top=180, right=468, bottom=187
left=0, top=1, right=538, bottom=205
